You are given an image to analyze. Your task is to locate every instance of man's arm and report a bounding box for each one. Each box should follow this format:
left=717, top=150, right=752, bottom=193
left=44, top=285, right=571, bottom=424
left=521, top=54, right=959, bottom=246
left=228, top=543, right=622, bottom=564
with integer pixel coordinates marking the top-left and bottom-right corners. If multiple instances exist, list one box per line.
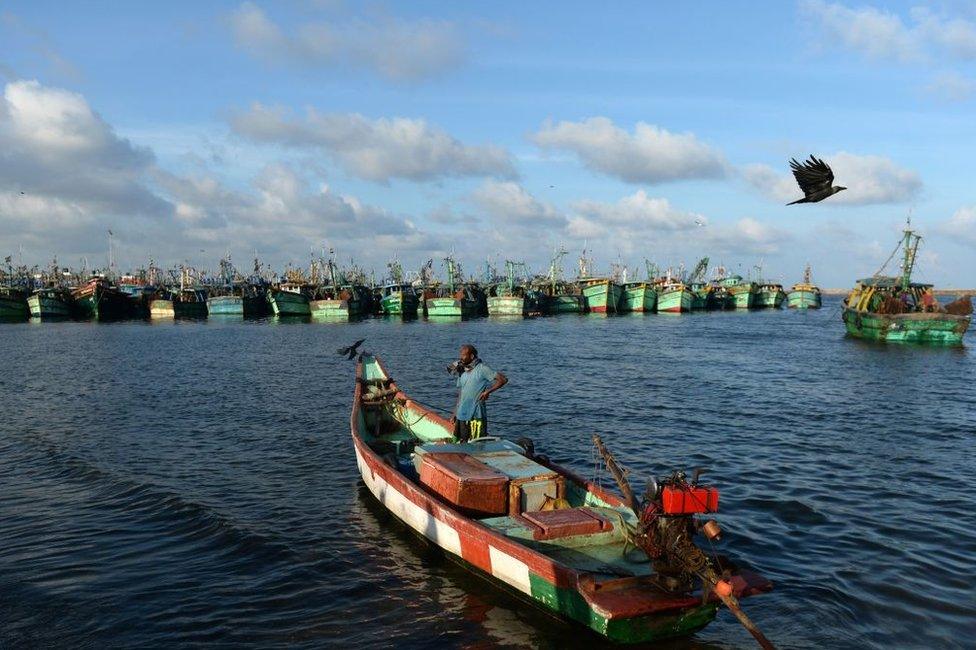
left=478, top=372, right=507, bottom=402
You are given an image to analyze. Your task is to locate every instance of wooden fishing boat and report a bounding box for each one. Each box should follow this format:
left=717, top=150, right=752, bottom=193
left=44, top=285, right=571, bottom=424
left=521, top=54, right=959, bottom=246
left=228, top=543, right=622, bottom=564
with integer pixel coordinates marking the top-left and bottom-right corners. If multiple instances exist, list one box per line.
left=618, top=281, right=656, bottom=313
left=309, top=284, right=369, bottom=319
left=267, top=282, right=312, bottom=317
left=688, top=281, right=711, bottom=311
left=655, top=280, right=694, bottom=313
left=0, top=287, right=29, bottom=319
left=352, top=355, right=774, bottom=645
left=579, top=277, right=622, bottom=313
left=377, top=283, right=420, bottom=317
left=27, top=287, right=72, bottom=319
left=720, top=275, right=757, bottom=310
left=842, top=224, right=971, bottom=345
left=71, top=277, right=139, bottom=320
left=207, top=284, right=268, bottom=317
left=755, top=283, right=786, bottom=309
left=487, top=261, right=544, bottom=317
left=787, top=265, right=822, bottom=309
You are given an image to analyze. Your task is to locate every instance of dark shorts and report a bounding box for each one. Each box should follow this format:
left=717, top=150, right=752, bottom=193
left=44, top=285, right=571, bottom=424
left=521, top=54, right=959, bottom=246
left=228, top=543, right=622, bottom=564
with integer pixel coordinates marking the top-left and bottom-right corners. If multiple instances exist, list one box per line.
left=454, top=418, right=486, bottom=443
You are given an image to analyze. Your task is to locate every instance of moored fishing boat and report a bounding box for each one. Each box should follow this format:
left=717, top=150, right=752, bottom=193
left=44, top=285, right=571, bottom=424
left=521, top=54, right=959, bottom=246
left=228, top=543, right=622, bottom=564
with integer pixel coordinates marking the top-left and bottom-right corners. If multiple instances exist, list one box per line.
left=378, top=284, right=420, bottom=317
left=579, top=278, right=621, bottom=313
left=755, top=282, right=786, bottom=309
left=27, top=287, right=72, bottom=319
left=268, top=282, right=312, bottom=316
left=722, top=275, right=758, bottom=310
left=352, top=355, right=774, bottom=645
left=619, top=281, right=656, bottom=313
left=426, top=257, right=480, bottom=318
left=71, top=276, right=139, bottom=320
left=842, top=223, right=971, bottom=345
left=207, top=285, right=268, bottom=317
left=310, top=284, right=369, bottom=319
left=487, top=261, right=543, bottom=317
left=689, top=281, right=711, bottom=310
left=0, top=287, right=29, bottom=319
left=787, top=265, right=822, bottom=309
left=656, top=279, right=694, bottom=313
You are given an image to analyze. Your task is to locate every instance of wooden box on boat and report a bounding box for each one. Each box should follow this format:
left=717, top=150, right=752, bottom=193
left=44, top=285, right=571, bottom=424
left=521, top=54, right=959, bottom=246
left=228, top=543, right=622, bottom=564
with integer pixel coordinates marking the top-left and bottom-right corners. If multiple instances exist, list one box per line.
left=477, top=450, right=564, bottom=514
left=419, top=452, right=509, bottom=516
left=522, top=508, right=611, bottom=540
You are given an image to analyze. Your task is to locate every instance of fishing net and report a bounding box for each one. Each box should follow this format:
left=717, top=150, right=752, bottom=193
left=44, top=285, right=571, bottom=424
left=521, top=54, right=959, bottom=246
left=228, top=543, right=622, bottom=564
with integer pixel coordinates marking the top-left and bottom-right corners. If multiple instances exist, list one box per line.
left=944, top=295, right=973, bottom=315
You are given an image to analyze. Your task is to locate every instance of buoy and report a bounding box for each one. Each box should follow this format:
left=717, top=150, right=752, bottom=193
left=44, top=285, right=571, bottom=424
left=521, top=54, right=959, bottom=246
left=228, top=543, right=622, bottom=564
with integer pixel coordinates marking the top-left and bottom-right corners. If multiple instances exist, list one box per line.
left=702, top=519, right=722, bottom=541
left=714, top=580, right=733, bottom=598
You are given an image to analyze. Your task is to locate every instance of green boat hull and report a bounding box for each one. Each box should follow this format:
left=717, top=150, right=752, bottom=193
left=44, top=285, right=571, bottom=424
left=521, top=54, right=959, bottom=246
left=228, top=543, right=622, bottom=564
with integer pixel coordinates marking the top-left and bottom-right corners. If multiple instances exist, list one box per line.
left=27, top=293, right=71, bottom=319
left=729, top=287, right=756, bottom=309
left=619, top=286, right=656, bottom=313
left=0, top=295, right=30, bottom=319
left=547, top=294, right=584, bottom=314
left=487, top=295, right=544, bottom=317
left=691, top=291, right=709, bottom=311
left=657, top=289, right=693, bottom=313
left=426, top=297, right=479, bottom=318
left=581, top=282, right=621, bottom=313
left=787, top=290, right=822, bottom=309
left=380, top=292, right=419, bottom=317
left=842, top=307, right=969, bottom=345
left=310, top=298, right=363, bottom=319
left=269, top=290, right=311, bottom=316
left=756, top=290, right=786, bottom=309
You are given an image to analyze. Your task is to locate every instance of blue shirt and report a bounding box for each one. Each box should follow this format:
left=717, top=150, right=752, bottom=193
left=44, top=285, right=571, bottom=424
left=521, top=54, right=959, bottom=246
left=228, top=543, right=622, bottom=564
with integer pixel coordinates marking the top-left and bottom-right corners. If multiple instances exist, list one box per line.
left=455, top=361, right=497, bottom=421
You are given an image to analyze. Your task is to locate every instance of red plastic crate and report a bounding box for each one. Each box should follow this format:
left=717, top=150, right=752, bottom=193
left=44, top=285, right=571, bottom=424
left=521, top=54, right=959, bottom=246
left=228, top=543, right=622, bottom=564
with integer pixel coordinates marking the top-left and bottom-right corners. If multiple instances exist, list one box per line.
left=661, top=486, right=719, bottom=514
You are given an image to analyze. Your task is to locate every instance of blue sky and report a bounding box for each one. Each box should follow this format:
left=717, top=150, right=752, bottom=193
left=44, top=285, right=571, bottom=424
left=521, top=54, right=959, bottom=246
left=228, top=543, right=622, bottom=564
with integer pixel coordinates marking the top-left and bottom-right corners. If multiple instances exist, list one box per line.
left=1, top=1, right=975, bottom=287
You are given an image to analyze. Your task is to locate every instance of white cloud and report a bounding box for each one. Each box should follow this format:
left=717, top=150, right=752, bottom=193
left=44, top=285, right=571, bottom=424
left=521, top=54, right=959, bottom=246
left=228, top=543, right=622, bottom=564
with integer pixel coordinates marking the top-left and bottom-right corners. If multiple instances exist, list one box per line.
left=471, top=180, right=566, bottom=228
left=569, top=190, right=705, bottom=238
left=742, top=153, right=921, bottom=205
left=702, top=217, right=793, bottom=256
left=531, top=117, right=726, bottom=184
left=936, top=206, right=976, bottom=246
left=911, top=7, right=976, bottom=61
left=0, top=79, right=170, bottom=240
left=229, top=2, right=465, bottom=82
left=801, top=0, right=921, bottom=62
left=230, top=103, right=517, bottom=183
left=925, top=71, right=976, bottom=102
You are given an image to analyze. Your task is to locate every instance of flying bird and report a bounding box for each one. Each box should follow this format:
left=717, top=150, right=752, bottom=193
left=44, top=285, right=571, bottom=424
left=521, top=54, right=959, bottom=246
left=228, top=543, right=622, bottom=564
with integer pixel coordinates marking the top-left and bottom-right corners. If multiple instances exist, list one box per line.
left=337, top=338, right=366, bottom=360
left=788, top=155, right=846, bottom=205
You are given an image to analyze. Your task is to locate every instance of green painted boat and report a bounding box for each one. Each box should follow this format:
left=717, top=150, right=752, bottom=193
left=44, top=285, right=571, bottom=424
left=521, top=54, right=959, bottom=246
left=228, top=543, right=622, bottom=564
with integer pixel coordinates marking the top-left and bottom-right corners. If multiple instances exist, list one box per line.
left=755, top=283, right=786, bottom=309
left=487, top=261, right=544, bottom=317
left=619, top=281, right=656, bottom=313
left=787, top=265, right=822, bottom=309
left=268, top=283, right=312, bottom=316
left=656, top=281, right=693, bottom=313
left=545, top=293, right=585, bottom=314
left=579, top=278, right=622, bottom=313
left=426, top=293, right=480, bottom=318
left=842, top=225, right=971, bottom=345
left=27, top=288, right=72, bottom=319
left=352, top=355, right=773, bottom=645
left=378, top=284, right=420, bottom=317
left=688, top=282, right=711, bottom=311
left=309, top=285, right=369, bottom=319
left=0, top=289, right=29, bottom=319
left=720, top=275, right=757, bottom=309
left=71, top=277, right=139, bottom=320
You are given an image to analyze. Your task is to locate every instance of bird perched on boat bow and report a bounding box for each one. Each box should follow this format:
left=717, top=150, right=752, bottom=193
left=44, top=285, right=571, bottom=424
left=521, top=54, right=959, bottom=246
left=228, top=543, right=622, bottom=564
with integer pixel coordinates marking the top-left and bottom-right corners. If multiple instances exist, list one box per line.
left=337, top=338, right=366, bottom=360
left=788, top=155, right=846, bottom=204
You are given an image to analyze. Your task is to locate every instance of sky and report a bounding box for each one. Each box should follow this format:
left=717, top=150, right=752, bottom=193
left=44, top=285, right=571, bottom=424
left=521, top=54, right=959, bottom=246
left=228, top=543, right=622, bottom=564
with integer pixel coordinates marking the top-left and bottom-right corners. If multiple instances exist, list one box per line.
left=1, top=0, right=976, bottom=287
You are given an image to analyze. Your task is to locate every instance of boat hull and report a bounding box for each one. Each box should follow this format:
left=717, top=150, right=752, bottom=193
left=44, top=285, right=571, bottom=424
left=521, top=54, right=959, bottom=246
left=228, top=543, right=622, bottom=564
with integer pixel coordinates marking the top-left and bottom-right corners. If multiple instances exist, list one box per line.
left=310, top=298, right=362, bottom=319
left=756, top=290, right=786, bottom=309
left=581, top=282, right=621, bottom=314
left=787, top=290, right=822, bottom=309
left=657, top=289, right=693, bottom=313
left=426, top=297, right=478, bottom=318
left=269, top=290, right=311, bottom=316
left=842, top=307, right=969, bottom=345
left=27, top=293, right=71, bottom=319
left=380, top=292, right=419, bottom=317
left=728, top=286, right=756, bottom=309
left=487, top=295, right=542, bottom=317
left=619, top=286, right=656, bottom=313
left=0, top=295, right=30, bottom=319
left=72, top=286, right=138, bottom=320
left=546, top=294, right=585, bottom=314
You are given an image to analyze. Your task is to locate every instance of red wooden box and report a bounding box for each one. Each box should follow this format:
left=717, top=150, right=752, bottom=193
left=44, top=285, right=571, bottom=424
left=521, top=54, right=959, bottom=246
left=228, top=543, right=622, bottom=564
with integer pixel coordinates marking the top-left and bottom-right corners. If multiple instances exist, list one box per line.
left=522, top=508, right=611, bottom=540
left=661, top=486, right=719, bottom=514
left=419, top=453, right=509, bottom=516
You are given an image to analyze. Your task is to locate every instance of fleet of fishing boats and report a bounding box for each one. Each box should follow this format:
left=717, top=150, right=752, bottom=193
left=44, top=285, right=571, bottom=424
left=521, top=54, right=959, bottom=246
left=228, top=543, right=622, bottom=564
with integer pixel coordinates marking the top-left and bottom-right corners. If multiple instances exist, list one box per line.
left=0, top=225, right=971, bottom=344
left=0, top=250, right=825, bottom=322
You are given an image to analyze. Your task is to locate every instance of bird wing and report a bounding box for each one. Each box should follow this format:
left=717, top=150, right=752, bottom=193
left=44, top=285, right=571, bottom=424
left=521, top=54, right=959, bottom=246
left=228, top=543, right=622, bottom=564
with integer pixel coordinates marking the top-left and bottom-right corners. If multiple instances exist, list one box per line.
left=351, top=338, right=366, bottom=349
left=790, top=155, right=835, bottom=197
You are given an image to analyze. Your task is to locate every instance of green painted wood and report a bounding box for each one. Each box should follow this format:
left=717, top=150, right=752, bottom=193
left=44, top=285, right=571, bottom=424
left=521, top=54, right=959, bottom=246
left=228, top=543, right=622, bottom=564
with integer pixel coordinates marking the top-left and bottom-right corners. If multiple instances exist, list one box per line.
left=842, top=307, right=968, bottom=345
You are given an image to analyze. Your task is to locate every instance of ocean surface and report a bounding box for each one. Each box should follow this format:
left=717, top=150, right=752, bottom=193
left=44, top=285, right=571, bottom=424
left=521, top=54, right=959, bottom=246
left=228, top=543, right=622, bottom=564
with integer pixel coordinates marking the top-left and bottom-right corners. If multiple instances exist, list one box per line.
left=1, top=297, right=974, bottom=649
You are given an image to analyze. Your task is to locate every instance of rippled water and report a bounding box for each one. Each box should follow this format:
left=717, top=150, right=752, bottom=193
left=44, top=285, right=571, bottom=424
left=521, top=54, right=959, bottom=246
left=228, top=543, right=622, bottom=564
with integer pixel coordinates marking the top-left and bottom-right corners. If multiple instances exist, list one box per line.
left=1, top=298, right=974, bottom=649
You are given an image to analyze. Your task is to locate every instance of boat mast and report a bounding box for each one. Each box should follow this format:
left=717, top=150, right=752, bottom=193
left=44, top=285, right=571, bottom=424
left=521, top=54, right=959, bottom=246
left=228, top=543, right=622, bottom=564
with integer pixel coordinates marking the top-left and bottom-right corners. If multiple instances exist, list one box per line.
left=548, top=248, right=566, bottom=293
left=900, top=219, right=921, bottom=291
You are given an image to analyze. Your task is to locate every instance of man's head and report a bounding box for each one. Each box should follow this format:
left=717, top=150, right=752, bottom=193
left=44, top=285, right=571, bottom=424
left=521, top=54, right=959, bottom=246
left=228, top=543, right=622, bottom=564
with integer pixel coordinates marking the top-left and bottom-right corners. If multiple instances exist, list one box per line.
left=459, top=344, right=478, bottom=364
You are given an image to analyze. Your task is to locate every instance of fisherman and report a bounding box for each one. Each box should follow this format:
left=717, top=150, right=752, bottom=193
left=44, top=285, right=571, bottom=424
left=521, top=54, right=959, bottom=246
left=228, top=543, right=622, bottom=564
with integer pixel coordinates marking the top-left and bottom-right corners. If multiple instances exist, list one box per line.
left=921, top=287, right=938, bottom=313
left=449, top=344, right=507, bottom=443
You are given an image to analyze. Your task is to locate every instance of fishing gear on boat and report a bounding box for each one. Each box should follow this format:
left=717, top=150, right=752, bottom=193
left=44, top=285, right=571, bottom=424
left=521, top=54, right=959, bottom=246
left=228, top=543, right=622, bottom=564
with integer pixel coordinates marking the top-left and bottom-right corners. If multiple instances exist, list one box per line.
left=592, top=434, right=776, bottom=650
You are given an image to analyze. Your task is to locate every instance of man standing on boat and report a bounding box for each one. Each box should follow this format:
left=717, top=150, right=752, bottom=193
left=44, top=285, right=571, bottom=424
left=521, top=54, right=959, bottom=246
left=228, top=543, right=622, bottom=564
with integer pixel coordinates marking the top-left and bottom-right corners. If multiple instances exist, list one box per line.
left=450, top=344, right=507, bottom=442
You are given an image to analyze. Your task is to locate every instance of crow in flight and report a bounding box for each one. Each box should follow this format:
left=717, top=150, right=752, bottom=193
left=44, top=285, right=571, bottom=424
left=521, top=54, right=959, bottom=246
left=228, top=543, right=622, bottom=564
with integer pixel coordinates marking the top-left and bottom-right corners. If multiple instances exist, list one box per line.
left=337, top=338, right=365, bottom=360
left=788, top=155, right=846, bottom=205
